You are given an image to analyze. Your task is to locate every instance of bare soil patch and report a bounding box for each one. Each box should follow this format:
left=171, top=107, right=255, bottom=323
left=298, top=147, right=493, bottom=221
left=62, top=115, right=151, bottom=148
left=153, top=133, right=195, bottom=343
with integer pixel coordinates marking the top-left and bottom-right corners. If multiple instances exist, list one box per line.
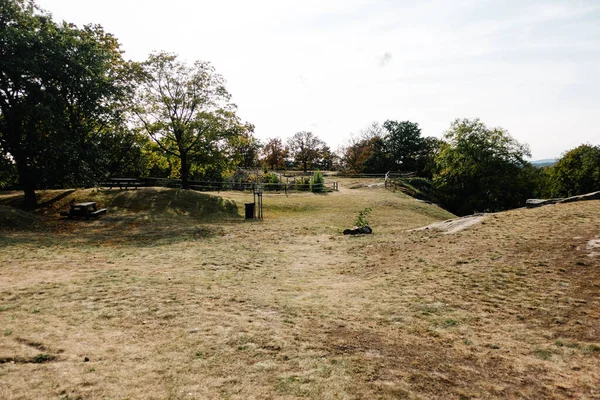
left=411, top=213, right=488, bottom=234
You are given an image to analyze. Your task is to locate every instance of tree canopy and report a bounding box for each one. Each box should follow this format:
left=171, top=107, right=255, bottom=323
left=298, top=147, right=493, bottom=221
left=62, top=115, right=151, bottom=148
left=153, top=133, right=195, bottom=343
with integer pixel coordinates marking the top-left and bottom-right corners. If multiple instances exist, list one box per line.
left=287, top=131, right=325, bottom=172
left=551, top=144, right=600, bottom=197
left=134, top=52, right=245, bottom=189
left=382, top=120, right=424, bottom=172
left=262, top=138, right=287, bottom=170
left=0, top=0, right=134, bottom=207
left=433, top=118, right=532, bottom=215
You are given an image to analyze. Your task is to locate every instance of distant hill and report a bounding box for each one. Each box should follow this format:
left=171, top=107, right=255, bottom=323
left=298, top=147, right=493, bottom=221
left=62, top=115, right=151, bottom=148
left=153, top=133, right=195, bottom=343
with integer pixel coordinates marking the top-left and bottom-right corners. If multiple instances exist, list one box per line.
left=530, top=158, right=557, bottom=167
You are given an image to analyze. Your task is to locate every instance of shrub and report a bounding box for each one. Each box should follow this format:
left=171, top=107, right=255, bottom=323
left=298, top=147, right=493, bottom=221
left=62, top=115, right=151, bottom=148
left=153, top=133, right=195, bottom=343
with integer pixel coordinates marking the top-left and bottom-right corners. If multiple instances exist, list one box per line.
left=310, top=170, right=324, bottom=192
left=355, top=207, right=372, bottom=227
left=551, top=144, right=600, bottom=197
left=263, top=172, right=282, bottom=191
left=292, top=176, right=311, bottom=191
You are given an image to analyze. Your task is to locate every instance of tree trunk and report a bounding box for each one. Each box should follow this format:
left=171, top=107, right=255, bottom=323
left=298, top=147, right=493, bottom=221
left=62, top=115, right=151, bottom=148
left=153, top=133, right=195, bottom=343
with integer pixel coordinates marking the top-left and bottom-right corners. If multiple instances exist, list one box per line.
left=14, top=154, right=37, bottom=208
left=303, top=161, right=308, bottom=173
left=23, top=184, right=37, bottom=209
left=180, top=151, right=190, bottom=190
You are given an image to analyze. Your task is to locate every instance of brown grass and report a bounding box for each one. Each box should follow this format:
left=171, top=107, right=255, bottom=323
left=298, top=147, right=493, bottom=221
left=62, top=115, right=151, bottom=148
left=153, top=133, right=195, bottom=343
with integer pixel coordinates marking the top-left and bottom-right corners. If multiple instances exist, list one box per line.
left=0, top=181, right=598, bottom=399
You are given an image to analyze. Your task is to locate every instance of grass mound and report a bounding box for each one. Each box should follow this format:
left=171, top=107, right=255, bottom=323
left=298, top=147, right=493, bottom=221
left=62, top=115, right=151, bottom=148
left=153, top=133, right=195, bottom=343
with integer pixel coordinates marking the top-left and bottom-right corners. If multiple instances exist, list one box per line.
left=0, top=205, right=41, bottom=230
left=42, top=187, right=241, bottom=221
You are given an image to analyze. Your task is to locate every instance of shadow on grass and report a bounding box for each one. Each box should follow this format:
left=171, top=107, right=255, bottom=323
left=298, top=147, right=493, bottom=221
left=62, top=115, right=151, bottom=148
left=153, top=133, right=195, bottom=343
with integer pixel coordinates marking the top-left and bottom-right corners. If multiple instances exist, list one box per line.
left=1, top=188, right=243, bottom=248
left=0, top=189, right=76, bottom=209
left=37, top=189, right=77, bottom=209
left=0, top=216, right=234, bottom=248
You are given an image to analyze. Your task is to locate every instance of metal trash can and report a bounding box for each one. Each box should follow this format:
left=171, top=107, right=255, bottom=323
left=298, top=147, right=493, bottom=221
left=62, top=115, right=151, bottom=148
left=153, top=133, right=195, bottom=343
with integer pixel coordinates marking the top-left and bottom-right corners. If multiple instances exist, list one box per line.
left=244, top=203, right=255, bottom=219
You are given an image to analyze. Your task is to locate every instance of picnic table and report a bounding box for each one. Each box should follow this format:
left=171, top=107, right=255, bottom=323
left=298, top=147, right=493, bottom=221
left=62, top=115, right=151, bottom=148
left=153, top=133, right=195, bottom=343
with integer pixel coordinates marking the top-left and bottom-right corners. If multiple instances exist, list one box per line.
left=61, top=202, right=107, bottom=219
left=106, top=178, right=143, bottom=190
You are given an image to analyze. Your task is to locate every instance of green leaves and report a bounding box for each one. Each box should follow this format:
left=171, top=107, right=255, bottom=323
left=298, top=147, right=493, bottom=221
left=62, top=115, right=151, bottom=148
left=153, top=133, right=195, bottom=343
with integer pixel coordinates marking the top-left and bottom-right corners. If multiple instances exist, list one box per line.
left=434, top=118, right=532, bottom=215
left=135, top=52, right=249, bottom=187
left=287, top=131, right=325, bottom=172
left=0, top=0, right=135, bottom=205
left=551, top=144, right=600, bottom=197
left=354, top=207, right=372, bottom=228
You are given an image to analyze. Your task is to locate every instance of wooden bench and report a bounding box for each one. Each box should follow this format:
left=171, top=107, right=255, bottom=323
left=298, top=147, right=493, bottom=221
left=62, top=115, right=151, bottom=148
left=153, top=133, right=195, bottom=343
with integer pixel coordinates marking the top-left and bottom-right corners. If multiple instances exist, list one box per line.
left=90, top=208, right=107, bottom=216
left=106, top=178, right=143, bottom=190
left=61, top=202, right=107, bottom=219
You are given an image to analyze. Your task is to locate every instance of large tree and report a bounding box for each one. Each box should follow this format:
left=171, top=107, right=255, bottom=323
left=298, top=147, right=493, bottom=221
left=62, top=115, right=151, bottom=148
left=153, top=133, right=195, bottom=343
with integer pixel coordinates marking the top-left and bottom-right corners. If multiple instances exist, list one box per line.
left=342, top=135, right=373, bottom=173
left=287, top=131, right=325, bottom=172
left=551, top=144, right=600, bottom=197
left=0, top=0, right=131, bottom=207
left=229, top=124, right=260, bottom=169
left=262, top=137, right=287, bottom=170
left=434, top=118, right=532, bottom=215
left=383, top=120, right=425, bottom=172
left=134, top=52, right=239, bottom=189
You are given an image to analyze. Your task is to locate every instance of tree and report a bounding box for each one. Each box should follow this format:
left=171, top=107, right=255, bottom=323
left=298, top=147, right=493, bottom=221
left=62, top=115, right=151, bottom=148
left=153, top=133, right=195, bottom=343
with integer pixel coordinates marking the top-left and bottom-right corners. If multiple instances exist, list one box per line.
left=262, top=137, right=287, bottom=170
left=362, top=136, right=391, bottom=173
left=134, top=52, right=238, bottom=189
left=551, top=144, right=600, bottom=197
left=287, top=131, right=325, bottom=172
left=415, top=136, right=443, bottom=179
left=382, top=120, right=424, bottom=172
left=0, top=0, right=132, bottom=207
left=341, top=121, right=388, bottom=173
left=434, top=118, right=532, bottom=215
left=229, top=124, right=260, bottom=169
left=316, top=145, right=336, bottom=170
left=342, top=135, right=373, bottom=173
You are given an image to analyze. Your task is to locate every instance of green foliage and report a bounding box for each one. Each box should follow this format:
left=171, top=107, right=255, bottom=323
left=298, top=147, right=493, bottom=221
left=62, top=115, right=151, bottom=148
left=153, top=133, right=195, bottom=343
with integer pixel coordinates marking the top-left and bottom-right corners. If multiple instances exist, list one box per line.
left=262, top=138, right=287, bottom=170
left=362, top=136, right=391, bottom=173
left=135, top=51, right=249, bottom=189
left=228, top=124, right=260, bottom=169
left=0, top=1, right=134, bottom=206
left=310, top=170, right=324, bottom=192
left=433, top=119, right=532, bottom=215
left=287, top=131, right=325, bottom=172
left=550, top=144, right=600, bottom=197
left=396, top=177, right=438, bottom=203
left=355, top=207, right=372, bottom=227
left=263, top=172, right=282, bottom=190
left=0, top=155, right=17, bottom=189
left=293, top=176, right=311, bottom=191
left=383, top=120, right=424, bottom=172
left=342, top=121, right=438, bottom=176
left=263, top=172, right=280, bottom=184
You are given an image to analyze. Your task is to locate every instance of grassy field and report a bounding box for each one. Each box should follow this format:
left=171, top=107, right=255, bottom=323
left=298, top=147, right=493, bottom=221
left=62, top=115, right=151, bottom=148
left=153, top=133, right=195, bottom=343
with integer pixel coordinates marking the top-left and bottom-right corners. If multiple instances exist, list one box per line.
left=0, top=179, right=599, bottom=399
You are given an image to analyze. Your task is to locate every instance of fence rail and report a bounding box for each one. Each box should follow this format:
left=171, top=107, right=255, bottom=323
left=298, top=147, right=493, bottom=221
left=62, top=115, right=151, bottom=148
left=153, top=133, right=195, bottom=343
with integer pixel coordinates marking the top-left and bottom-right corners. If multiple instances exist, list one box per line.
left=138, top=177, right=338, bottom=193
left=384, top=171, right=417, bottom=191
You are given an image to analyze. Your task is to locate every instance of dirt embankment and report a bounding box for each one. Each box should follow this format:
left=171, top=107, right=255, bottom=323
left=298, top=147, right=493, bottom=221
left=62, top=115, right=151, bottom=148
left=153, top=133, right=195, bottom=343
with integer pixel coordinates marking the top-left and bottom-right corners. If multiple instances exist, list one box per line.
left=411, top=213, right=488, bottom=234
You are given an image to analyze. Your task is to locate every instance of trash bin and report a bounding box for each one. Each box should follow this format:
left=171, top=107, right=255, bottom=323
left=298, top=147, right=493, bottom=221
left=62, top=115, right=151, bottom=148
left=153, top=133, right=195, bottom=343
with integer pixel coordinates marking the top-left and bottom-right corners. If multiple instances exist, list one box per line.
left=245, top=203, right=255, bottom=219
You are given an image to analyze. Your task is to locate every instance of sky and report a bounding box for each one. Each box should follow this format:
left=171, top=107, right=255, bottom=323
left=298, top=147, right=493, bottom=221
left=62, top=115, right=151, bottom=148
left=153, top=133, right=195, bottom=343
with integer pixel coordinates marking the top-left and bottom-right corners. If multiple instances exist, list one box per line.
left=36, top=0, right=600, bottom=160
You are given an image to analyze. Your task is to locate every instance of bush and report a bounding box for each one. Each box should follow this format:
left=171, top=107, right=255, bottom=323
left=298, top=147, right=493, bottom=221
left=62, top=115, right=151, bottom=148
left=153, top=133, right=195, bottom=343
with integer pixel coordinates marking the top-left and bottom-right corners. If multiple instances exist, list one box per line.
left=551, top=144, right=600, bottom=197
left=310, top=170, right=324, bottom=193
left=355, top=207, right=372, bottom=227
left=433, top=119, right=532, bottom=215
left=263, top=172, right=282, bottom=191
left=292, top=176, right=311, bottom=191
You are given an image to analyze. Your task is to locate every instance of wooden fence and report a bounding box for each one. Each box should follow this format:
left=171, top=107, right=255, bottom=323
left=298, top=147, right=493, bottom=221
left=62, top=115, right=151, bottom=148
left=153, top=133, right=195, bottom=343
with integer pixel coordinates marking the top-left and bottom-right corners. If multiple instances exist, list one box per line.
left=141, top=177, right=339, bottom=193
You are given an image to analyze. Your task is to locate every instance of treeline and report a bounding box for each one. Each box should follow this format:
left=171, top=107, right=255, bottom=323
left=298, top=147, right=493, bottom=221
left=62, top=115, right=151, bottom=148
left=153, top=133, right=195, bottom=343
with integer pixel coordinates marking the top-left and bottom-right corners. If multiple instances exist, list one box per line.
left=338, top=118, right=599, bottom=215
left=1, top=1, right=598, bottom=215
left=0, top=1, right=339, bottom=207
left=0, top=1, right=260, bottom=207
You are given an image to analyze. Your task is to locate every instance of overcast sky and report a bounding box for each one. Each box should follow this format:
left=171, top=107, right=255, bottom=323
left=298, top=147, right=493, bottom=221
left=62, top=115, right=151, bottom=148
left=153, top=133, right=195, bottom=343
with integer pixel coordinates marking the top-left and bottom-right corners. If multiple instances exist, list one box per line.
left=37, top=0, right=600, bottom=159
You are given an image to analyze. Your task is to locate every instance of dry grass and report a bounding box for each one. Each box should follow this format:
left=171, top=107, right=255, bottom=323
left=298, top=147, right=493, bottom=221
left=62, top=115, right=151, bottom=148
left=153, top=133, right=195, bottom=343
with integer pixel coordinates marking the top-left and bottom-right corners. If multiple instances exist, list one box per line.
left=0, top=180, right=599, bottom=399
